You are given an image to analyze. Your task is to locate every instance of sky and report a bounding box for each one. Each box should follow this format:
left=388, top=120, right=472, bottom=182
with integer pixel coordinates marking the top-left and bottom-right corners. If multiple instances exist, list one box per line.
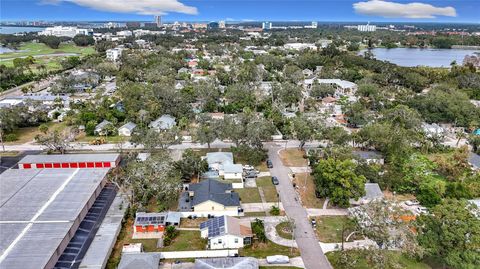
left=1, top=0, right=479, bottom=23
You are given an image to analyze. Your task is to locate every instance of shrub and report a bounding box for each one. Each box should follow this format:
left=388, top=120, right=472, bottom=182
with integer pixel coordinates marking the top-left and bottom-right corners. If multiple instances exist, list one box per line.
left=251, top=218, right=267, bottom=242
left=270, top=205, right=280, bottom=216
left=4, top=133, right=18, bottom=142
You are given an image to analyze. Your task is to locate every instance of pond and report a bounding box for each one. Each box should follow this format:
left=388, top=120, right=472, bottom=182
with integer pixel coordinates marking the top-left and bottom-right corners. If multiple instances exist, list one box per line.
left=360, top=48, right=480, bottom=67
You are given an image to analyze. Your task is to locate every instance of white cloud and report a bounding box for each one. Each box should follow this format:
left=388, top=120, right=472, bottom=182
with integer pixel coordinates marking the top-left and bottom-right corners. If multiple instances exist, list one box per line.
left=42, top=0, right=198, bottom=15
left=353, top=0, right=456, bottom=19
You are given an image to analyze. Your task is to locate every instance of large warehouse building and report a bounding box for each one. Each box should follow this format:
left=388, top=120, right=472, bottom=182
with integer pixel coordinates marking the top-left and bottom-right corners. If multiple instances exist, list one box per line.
left=0, top=154, right=120, bottom=269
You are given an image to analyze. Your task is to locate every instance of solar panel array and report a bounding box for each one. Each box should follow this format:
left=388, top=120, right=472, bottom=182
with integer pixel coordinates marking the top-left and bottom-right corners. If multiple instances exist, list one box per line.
left=200, top=216, right=226, bottom=237
left=135, top=215, right=166, bottom=225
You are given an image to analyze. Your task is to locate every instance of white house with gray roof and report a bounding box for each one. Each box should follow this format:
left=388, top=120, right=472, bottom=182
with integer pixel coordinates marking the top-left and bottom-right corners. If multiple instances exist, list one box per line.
left=149, top=114, right=176, bottom=131
left=200, top=216, right=252, bottom=249
left=118, top=122, right=137, bottom=137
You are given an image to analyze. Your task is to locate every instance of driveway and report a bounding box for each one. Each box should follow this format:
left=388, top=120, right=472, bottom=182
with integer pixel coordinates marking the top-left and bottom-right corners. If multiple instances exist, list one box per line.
left=266, top=143, right=332, bottom=269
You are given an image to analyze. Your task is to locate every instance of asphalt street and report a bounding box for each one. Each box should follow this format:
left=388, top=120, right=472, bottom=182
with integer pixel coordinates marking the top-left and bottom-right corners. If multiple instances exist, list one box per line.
left=266, top=143, right=332, bottom=269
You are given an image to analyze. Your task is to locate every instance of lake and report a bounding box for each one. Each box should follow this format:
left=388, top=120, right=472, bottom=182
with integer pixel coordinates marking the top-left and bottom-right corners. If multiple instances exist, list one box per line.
left=360, top=48, right=480, bottom=68
left=0, top=26, right=45, bottom=34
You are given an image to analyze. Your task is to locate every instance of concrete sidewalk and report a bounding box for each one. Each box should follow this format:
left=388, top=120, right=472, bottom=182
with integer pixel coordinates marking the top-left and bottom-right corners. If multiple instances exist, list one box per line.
left=306, top=208, right=348, bottom=216
left=242, top=202, right=284, bottom=212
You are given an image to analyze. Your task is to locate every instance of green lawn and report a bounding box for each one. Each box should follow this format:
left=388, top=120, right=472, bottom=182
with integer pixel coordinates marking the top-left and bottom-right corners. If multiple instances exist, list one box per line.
left=327, top=250, right=432, bottom=269
left=276, top=221, right=294, bottom=240
left=243, top=212, right=267, bottom=217
left=239, top=240, right=300, bottom=258
left=257, top=177, right=279, bottom=203
left=315, top=216, right=358, bottom=243
left=236, top=188, right=262, bottom=203
left=0, top=42, right=95, bottom=72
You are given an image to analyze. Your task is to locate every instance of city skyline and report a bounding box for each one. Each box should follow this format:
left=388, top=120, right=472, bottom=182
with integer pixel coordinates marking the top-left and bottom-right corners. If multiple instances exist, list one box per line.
left=1, top=0, right=479, bottom=23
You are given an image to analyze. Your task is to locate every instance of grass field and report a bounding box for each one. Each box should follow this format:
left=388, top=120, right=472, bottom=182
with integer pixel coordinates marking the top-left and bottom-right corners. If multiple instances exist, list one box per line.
left=279, top=149, right=308, bottom=167
left=327, top=250, right=432, bottom=269
left=240, top=240, right=300, bottom=258
left=294, top=173, right=325, bottom=208
left=314, top=216, right=360, bottom=243
left=256, top=176, right=279, bottom=203
left=0, top=42, right=95, bottom=72
left=236, top=188, right=262, bottom=203
left=243, top=211, right=267, bottom=217
left=6, top=122, right=68, bottom=145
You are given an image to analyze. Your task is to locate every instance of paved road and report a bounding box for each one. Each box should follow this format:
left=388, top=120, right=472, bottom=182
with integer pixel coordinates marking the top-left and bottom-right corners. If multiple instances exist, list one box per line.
left=266, top=143, right=332, bottom=269
left=0, top=150, right=42, bottom=174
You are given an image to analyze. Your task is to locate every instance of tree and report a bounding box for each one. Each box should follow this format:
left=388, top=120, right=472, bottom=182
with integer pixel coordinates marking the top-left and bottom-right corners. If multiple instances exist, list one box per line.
left=173, top=149, right=208, bottom=181
left=38, top=35, right=61, bottom=49
left=416, top=199, right=480, bottom=269
left=312, top=158, right=366, bottom=207
left=310, top=82, right=335, bottom=99
left=72, top=35, right=95, bottom=46
left=352, top=200, right=422, bottom=254
left=196, top=118, right=217, bottom=148
left=290, top=116, right=314, bottom=149
left=131, top=128, right=179, bottom=152
left=38, top=123, right=49, bottom=134
left=118, top=152, right=182, bottom=208
left=34, top=129, right=74, bottom=154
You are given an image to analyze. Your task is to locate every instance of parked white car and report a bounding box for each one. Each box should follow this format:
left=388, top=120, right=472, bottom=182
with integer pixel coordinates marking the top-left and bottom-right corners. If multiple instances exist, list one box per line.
left=405, top=200, right=420, bottom=206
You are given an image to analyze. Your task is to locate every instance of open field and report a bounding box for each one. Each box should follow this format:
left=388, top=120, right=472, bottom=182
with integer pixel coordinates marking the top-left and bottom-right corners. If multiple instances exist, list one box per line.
left=314, top=216, right=361, bottom=243
left=293, top=173, right=325, bottom=208
left=0, top=42, right=95, bottom=72
left=327, top=250, right=433, bottom=269
left=6, top=121, right=68, bottom=145
left=279, top=149, right=308, bottom=167
left=239, top=240, right=300, bottom=258
left=236, top=188, right=262, bottom=203
left=257, top=176, right=279, bottom=203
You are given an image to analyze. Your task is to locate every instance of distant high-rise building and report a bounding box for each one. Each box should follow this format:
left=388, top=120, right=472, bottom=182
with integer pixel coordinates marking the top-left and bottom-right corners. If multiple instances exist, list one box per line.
left=357, top=23, right=376, bottom=32
left=154, top=15, right=162, bottom=27
left=312, top=21, right=318, bottom=28
left=262, top=21, right=272, bottom=30
left=219, top=20, right=226, bottom=29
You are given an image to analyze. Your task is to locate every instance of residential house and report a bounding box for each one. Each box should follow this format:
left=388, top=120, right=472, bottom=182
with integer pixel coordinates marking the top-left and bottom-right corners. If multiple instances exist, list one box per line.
left=118, top=122, right=136, bottom=137
left=302, top=68, right=313, bottom=78
left=223, top=162, right=243, bottom=181
left=195, top=257, right=258, bottom=269
left=205, top=152, right=234, bottom=174
left=149, top=115, right=176, bottom=131
left=353, top=150, right=385, bottom=165
left=350, top=183, right=384, bottom=205
left=178, top=179, right=241, bottom=217
left=94, top=120, right=113, bottom=135
left=132, top=212, right=181, bottom=239
left=200, top=216, right=253, bottom=249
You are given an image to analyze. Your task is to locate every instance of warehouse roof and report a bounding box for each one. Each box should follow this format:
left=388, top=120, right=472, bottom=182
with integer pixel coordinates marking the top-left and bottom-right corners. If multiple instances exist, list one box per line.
left=0, top=168, right=110, bottom=269
left=18, top=153, right=120, bottom=164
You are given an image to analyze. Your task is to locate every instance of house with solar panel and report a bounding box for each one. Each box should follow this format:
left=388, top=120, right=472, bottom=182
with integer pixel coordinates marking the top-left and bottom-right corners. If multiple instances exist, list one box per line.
left=178, top=179, right=242, bottom=217
left=200, top=216, right=253, bottom=249
left=132, top=212, right=181, bottom=239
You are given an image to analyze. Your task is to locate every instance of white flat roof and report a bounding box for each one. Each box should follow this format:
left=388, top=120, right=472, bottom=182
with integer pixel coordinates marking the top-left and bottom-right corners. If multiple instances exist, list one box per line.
left=18, top=153, right=120, bottom=164
left=0, top=168, right=109, bottom=269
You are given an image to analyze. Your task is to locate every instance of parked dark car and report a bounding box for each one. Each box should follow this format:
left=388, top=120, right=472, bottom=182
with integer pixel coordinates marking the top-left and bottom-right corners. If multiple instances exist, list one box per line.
left=272, top=176, right=279, bottom=185
left=267, top=160, right=273, bottom=168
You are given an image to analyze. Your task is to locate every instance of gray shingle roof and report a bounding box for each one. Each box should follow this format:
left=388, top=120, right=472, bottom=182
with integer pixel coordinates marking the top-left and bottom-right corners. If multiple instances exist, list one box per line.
left=119, top=121, right=137, bottom=131
left=189, top=179, right=240, bottom=207
left=118, top=253, right=161, bottom=269
left=206, top=152, right=234, bottom=165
